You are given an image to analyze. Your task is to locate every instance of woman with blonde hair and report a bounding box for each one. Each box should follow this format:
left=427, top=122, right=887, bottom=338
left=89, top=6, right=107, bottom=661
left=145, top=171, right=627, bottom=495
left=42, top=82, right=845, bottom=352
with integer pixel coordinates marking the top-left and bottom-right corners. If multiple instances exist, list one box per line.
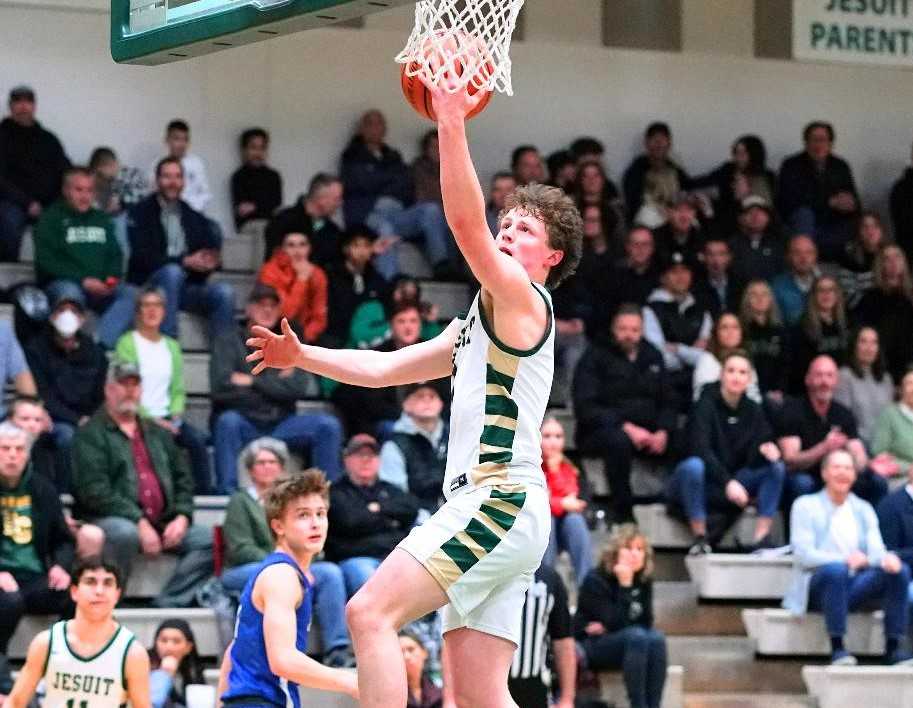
left=853, top=244, right=913, bottom=383
left=573, top=525, right=666, bottom=708
left=790, top=275, right=848, bottom=392
left=739, top=280, right=789, bottom=400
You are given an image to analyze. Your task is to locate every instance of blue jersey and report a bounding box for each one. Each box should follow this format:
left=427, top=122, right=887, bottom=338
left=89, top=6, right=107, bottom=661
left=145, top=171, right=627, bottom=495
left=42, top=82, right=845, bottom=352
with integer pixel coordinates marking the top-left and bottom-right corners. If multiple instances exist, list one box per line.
left=222, top=552, right=312, bottom=708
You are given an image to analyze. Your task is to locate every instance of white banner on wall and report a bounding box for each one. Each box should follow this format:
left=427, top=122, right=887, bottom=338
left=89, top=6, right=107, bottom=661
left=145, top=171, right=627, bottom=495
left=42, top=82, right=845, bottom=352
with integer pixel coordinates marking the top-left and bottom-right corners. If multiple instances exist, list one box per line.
left=793, top=0, right=913, bottom=68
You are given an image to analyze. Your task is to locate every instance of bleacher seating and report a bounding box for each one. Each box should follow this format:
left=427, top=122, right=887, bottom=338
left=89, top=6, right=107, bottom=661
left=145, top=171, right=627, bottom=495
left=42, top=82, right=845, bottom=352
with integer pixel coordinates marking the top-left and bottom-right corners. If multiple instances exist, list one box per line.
left=742, top=609, right=885, bottom=657
left=802, top=665, right=913, bottom=708
left=598, top=665, right=684, bottom=708
left=685, top=554, right=792, bottom=600
left=633, top=503, right=785, bottom=550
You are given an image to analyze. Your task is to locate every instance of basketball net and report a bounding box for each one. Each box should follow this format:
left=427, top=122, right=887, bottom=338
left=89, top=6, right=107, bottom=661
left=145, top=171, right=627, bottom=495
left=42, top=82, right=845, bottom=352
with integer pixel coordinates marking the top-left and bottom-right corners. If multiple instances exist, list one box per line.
left=395, top=0, right=525, bottom=95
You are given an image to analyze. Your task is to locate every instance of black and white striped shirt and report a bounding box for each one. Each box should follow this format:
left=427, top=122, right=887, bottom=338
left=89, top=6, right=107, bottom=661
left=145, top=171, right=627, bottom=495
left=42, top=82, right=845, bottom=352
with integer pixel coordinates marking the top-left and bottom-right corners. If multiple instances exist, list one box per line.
left=510, top=564, right=571, bottom=681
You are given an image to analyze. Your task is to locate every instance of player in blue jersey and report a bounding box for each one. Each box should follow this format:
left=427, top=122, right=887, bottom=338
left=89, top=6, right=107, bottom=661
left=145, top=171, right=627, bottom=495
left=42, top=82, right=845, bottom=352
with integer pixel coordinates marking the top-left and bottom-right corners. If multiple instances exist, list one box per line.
left=217, top=469, right=358, bottom=706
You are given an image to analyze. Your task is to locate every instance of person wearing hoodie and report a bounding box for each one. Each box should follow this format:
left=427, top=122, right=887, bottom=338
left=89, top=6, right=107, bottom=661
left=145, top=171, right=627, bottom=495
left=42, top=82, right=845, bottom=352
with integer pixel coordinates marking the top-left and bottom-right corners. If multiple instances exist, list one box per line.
left=33, top=166, right=136, bottom=349
left=379, top=381, right=449, bottom=515
left=340, top=109, right=455, bottom=280
left=257, top=231, right=328, bottom=344
left=642, top=251, right=712, bottom=407
left=0, top=85, right=71, bottom=262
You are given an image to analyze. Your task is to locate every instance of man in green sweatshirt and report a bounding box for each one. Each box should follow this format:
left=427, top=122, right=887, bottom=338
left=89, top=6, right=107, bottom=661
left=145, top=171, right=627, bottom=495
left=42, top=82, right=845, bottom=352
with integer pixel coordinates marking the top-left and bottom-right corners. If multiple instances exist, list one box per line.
left=33, top=166, right=136, bottom=348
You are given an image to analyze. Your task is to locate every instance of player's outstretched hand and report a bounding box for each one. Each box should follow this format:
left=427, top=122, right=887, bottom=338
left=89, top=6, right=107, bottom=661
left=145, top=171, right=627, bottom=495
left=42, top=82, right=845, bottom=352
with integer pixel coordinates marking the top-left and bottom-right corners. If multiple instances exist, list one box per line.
left=246, top=318, right=302, bottom=374
left=417, top=49, right=485, bottom=122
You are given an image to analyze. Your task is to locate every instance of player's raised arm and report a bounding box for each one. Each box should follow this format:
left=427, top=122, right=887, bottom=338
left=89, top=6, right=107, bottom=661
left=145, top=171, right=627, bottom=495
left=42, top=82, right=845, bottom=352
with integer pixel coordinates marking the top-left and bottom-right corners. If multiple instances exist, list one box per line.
left=124, top=641, right=152, bottom=708
left=246, top=316, right=458, bottom=385
left=6, top=631, right=49, bottom=708
left=260, top=564, right=359, bottom=699
left=419, top=74, right=533, bottom=304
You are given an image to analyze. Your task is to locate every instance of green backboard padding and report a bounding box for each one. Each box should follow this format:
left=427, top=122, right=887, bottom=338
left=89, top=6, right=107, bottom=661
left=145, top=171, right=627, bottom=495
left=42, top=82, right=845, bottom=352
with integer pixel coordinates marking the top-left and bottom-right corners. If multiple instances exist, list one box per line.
left=111, top=0, right=414, bottom=65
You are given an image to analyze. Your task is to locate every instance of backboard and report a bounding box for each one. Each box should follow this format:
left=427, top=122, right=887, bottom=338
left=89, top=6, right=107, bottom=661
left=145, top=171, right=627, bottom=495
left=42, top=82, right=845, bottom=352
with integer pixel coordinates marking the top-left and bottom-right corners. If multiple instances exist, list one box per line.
left=112, top=0, right=414, bottom=65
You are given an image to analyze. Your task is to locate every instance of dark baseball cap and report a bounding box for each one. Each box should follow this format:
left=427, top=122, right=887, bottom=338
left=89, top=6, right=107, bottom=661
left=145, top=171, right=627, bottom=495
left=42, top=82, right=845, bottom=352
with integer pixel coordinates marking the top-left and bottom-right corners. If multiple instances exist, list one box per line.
left=401, top=380, right=445, bottom=402
left=9, top=85, right=35, bottom=102
left=248, top=282, right=280, bottom=304
left=343, top=433, right=380, bottom=456
left=660, top=250, right=691, bottom=274
left=49, top=288, right=86, bottom=312
left=107, top=360, right=141, bottom=383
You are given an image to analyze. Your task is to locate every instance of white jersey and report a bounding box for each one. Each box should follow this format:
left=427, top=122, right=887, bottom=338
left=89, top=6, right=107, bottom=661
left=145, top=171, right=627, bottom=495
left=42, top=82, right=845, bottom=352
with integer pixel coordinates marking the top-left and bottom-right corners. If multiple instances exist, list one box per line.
left=43, top=620, right=135, bottom=708
left=444, top=283, right=554, bottom=499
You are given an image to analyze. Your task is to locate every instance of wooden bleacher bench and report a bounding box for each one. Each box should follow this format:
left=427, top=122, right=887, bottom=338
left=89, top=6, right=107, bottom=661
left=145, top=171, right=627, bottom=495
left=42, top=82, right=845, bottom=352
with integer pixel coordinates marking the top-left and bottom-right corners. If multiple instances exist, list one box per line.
left=742, top=608, right=886, bottom=657
left=685, top=554, right=793, bottom=600
left=802, top=665, right=913, bottom=708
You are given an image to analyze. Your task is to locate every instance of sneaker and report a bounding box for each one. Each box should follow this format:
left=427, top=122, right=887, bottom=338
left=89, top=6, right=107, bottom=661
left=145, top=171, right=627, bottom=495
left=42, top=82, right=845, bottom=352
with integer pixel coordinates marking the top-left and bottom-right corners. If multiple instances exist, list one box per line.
left=886, top=650, right=913, bottom=666
left=830, top=649, right=858, bottom=666
left=323, top=646, right=356, bottom=669
left=741, top=534, right=778, bottom=554
left=688, top=538, right=712, bottom=556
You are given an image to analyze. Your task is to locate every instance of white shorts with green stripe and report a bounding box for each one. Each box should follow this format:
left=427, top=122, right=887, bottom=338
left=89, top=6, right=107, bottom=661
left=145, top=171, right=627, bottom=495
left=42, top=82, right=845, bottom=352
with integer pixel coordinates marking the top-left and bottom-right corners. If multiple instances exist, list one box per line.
left=397, top=482, right=550, bottom=645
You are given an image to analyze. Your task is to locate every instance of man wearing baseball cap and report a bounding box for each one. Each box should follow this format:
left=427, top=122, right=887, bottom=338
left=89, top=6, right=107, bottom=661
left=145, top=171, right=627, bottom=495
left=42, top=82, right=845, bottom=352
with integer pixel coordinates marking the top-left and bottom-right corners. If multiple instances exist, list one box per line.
left=642, top=250, right=712, bottom=407
left=729, top=195, right=785, bottom=284
left=325, top=433, right=420, bottom=598
left=70, top=359, right=213, bottom=607
left=0, top=86, right=71, bottom=261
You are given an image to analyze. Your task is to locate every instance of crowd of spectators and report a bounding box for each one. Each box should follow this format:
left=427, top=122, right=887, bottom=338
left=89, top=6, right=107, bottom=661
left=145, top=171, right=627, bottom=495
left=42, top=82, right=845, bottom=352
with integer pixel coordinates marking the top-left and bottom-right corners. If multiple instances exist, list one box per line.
left=7, top=79, right=913, bottom=703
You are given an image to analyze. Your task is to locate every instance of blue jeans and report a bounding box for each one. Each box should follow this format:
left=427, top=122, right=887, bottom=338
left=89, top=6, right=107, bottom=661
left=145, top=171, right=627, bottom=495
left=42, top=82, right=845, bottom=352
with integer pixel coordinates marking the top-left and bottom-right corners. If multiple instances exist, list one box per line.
left=338, top=556, right=381, bottom=598
left=174, top=420, right=212, bottom=495
left=582, top=626, right=667, bottom=708
left=49, top=421, right=76, bottom=493
left=221, top=560, right=350, bottom=652
left=367, top=197, right=454, bottom=279
left=212, top=410, right=343, bottom=493
left=808, top=562, right=911, bottom=640
left=0, top=199, right=27, bottom=261
left=543, top=513, right=592, bottom=583
left=667, top=457, right=785, bottom=522
left=45, top=278, right=138, bottom=349
left=147, top=263, right=236, bottom=338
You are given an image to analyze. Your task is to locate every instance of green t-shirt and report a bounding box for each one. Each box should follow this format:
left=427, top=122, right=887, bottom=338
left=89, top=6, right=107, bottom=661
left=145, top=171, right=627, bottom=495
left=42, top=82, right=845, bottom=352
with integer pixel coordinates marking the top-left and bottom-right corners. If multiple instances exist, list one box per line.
left=0, top=469, right=43, bottom=575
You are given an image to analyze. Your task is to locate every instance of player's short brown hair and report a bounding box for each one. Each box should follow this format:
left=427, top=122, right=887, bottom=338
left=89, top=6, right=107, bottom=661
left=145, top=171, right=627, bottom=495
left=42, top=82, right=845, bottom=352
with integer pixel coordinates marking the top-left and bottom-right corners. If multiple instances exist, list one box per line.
left=264, top=469, right=330, bottom=540
left=500, top=183, right=583, bottom=288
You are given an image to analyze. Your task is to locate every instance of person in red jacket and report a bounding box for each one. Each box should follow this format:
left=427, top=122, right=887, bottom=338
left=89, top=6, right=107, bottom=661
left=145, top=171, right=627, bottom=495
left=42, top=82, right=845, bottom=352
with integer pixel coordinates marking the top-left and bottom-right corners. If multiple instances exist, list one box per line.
left=257, top=231, right=328, bottom=343
left=541, top=416, right=593, bottom=586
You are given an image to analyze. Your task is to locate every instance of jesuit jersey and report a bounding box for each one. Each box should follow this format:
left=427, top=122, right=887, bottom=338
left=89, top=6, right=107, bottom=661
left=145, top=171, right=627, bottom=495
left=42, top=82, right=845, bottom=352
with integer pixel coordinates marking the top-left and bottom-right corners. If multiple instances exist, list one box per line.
left=43, top=620, right=135, bottom=708
left=445, top=283, right=554, bottom=498
left=222, top=552, right=313, bottom=708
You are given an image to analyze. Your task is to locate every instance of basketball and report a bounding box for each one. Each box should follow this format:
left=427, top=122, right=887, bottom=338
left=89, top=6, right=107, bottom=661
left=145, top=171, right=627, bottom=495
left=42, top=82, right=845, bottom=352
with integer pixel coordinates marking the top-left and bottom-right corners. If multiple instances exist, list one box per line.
left=400, top=62, right=493, bottom=121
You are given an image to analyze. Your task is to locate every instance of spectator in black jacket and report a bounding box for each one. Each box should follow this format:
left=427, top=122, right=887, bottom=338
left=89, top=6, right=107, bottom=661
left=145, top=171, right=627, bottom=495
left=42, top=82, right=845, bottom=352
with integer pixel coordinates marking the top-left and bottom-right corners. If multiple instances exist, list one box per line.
left=231, top=127, right=282, bottom=231
left=622, top=122, right=690, bottom=222
left=693, top=236, right=743, bottom=321
left=573, top=305, right=676, bottom=523
left=126, top=157, right=235, bottom=339
left=729, top=196, right=784, bottom=285
left=890, top=142, right=913, bottom=266
left=210, top=284, right=343, bottom=493
left=323, top=226, right=389, bottom=348
left=264, top=173, right=344, bottom=265
left=739, top=280, right=790, bottom=400
left=653, top=193, right=703, bottom=270
left=24, top=290, right=107, bottom=493
left=574, top=525, right=666, bottom=708
left=379, top=381, right=449, bottom=516
left=0, top=86, right=71, bottom=262
left=613, top=227, right=661, bottom=311
left=0, top=421, right=101, bottom=698
left=667, top=351, right=785, bottom=553
left=777, top=121, right=859, bottom=261
left=341, top=110, right=454, bottom=280
left=326, top=433, right=420, bottom=597
left=789, top=275, right=849, bottom=393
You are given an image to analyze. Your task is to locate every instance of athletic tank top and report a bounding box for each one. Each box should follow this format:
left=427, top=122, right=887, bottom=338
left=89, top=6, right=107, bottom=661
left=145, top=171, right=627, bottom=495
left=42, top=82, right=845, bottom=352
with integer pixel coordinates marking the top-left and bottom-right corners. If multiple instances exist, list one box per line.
left=222, top=552, right=312, bottom=708
left=42, top=620, right=134, bottom=708
left=444, top=283, right=554, bottom=499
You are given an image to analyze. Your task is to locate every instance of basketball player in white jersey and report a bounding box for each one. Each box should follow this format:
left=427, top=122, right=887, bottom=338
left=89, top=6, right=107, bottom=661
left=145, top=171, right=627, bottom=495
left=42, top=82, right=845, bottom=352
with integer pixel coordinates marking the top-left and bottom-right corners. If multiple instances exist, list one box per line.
left=246, top=71, right=582, bottom=708
left=6, top=556, right=150, bottom=708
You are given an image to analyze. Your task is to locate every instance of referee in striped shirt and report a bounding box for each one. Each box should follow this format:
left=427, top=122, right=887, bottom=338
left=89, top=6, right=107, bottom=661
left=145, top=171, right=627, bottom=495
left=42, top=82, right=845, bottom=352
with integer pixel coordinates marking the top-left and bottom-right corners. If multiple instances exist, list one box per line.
left=508, top=563, right=576, bottom=708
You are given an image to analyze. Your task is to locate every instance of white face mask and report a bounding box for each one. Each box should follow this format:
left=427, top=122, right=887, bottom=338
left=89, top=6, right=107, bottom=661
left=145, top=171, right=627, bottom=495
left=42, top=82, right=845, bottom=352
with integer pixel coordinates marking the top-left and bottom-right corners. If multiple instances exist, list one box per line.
left=51, top=309, right=81, bottom=337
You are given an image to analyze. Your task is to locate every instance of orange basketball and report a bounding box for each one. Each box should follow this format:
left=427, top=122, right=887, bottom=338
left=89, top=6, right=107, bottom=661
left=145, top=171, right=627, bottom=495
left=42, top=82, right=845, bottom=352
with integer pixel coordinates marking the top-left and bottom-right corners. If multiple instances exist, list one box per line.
left=400, top=62, right=493, bottom=122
